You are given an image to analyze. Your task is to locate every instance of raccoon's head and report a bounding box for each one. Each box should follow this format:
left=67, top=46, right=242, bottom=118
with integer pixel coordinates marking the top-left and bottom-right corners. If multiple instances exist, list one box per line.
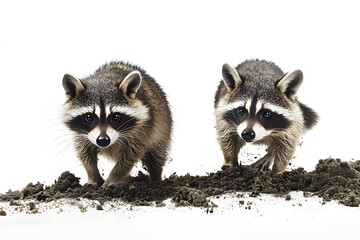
left=218, top=63, right=304, bottom=143
left=62, top=70, right=149, bottom=148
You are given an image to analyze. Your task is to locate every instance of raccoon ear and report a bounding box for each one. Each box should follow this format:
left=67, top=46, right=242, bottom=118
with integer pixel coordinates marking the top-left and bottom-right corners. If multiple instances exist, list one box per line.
left=62, top=74, right=85, bottom=101
left=222, top=63, right=242, bottom=92
left=276, top=70, right=303, bottom=101
left=119, top=70, right=142, bottom=99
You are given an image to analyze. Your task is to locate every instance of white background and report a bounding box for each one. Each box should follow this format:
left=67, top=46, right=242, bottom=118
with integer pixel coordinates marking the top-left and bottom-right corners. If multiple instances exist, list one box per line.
left=1, top=0, right=360, bottom=239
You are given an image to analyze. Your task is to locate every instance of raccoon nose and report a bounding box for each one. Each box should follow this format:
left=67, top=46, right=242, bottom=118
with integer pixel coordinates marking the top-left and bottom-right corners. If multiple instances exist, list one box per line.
left=241, top=129, right=255, bottom=142
left=96, top=134, right=110, bottom=147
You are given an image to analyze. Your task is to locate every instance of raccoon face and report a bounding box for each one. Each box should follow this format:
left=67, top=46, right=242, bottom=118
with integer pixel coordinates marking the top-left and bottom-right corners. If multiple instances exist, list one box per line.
left=62, top=70, right=149, bottom=148
left=218, top=63, right=304, bottom=143
left=66, top=105, right=141, bottom=147
left=223, top=98, right=292, bottom=142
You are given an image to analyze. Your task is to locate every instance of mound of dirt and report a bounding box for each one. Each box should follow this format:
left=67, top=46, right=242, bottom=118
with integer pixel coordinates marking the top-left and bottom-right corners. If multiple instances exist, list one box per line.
left=1, top=158, right=360, bottom=211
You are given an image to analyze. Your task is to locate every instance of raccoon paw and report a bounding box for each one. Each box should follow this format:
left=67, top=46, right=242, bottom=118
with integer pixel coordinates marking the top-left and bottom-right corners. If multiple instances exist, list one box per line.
left=102, top=182, right=118, bottom=189
left=87, top=178, right=105, bottom=187
left=221, top=159, right=239, bottom=170
left=221, top=165, right=231, bottom=171
left=83, top=182, right=101, bottom=189
left=221, top=162, right=238, bottom=170
left=251, top=156, right=273, bottom=171
left=102, top=179, right=123, bottom=188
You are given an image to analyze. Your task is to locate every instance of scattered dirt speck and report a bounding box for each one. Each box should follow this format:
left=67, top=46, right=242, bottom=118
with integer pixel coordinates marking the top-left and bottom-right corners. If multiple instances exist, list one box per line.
left=28, top=202, right=36, bottom=211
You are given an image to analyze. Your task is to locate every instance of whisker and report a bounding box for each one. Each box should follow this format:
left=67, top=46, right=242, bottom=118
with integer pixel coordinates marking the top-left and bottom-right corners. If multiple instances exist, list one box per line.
left=116, top=117, right=136, bottom=131
left=226, top=118, right=238, bottom=128
left=55, top=141, right=74, bottom=166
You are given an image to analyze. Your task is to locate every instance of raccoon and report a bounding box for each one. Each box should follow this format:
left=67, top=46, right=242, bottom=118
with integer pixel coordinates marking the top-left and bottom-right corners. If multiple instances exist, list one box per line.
left=62, top=62, right=172, bottom=186
left=214, top=59, right=318, bottom=174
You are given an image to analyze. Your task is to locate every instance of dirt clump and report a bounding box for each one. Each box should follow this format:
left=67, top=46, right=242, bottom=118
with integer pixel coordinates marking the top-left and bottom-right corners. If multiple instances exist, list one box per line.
left=172, top=187, right=209, bottom=207
left=0, top=209, right=6, bottom=216
left=306, top=159, right=360, bottom=207
left=50, top=171, right=81, bottom=193
left=1, top=158, right=360, bottom=211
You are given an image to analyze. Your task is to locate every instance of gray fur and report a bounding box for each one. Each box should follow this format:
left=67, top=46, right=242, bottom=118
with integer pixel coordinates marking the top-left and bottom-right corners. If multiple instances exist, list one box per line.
left=62, top=61, right=172, bottom=186
left=215, top=59, right=318, bottom=174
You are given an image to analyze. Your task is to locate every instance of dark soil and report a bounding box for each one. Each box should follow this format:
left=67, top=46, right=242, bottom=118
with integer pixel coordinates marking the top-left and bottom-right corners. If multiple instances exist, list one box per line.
left=1, top=158, right=360, bottom=211
left=0, top=209, right=6, bottom=216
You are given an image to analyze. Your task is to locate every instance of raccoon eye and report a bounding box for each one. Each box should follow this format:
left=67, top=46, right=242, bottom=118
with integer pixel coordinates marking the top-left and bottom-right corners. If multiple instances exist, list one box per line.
left=237, top=108, right=246, bottom=117
left=111, top=113, right=121, bottom=122
left=84, top=113, right=94, bottom=122
left=263, top=111, right=271, bottom=119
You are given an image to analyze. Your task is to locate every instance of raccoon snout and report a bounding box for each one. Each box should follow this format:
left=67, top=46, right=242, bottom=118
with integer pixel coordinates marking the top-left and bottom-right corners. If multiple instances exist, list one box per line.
left=96, top=134, right=111, bottom=147
left=241, top=129, right=255, bottom=142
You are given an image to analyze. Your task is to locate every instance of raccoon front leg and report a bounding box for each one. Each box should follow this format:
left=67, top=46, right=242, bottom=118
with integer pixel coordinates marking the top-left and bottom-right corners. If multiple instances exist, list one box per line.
left=141, top=149, right=167, bottom=182
left=269, top=140, right=297, bottom=174
left=104, top=157, right=137, bottom=187
left=74, top=138, right=104, bottom=186
left=219, top=132, right=244, bottom=168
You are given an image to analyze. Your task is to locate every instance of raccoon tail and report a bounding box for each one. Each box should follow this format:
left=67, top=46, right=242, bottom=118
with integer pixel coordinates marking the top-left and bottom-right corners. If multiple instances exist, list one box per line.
left=299, top=102, right=319, bottom=130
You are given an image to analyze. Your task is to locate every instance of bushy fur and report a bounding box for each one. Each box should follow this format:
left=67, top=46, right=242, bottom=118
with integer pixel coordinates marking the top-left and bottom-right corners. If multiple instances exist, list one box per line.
left=215, top=59, right=318, bottom=173
left=62, top=62, right=172, bottom=186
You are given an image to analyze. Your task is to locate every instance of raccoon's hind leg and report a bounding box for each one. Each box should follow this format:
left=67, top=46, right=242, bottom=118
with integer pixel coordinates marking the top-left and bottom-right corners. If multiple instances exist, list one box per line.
left=219, top=132, right=243, bottom=168
left=74, top=137, right=104, bottom=186
left=251, top=154, right=274, bottom=171
left=141, top=147, right=168, bottom=182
